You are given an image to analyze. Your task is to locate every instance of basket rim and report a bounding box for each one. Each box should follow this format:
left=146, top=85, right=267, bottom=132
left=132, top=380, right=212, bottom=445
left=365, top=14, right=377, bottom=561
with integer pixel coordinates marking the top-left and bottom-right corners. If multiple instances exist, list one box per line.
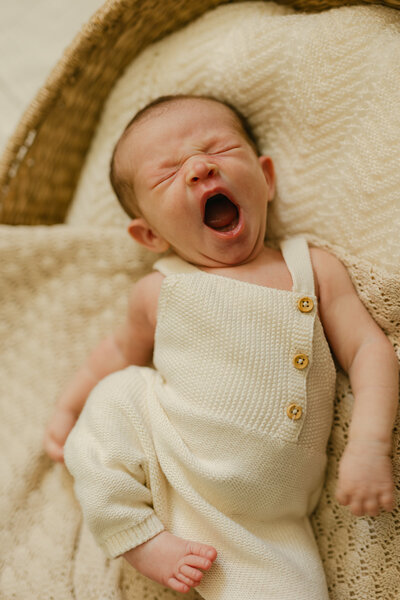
left=0, top=0, right=126, bottom=184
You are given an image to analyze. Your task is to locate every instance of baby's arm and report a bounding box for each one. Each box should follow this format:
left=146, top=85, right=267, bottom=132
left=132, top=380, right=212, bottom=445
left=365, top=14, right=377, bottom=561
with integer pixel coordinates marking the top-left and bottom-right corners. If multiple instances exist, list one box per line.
left=312, top=248, right=399, bottom=517
left=43, top=271, right=164, bottom=462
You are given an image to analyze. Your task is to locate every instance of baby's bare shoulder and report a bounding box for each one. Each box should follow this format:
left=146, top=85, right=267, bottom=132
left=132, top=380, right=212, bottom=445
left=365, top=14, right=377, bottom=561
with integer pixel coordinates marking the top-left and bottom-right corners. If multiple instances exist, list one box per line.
left=309, top=246, right=344, bottom=272
left=128, top=271, right=165, bottom=329
left=309, top=246, right=355, bottom=303
left=130, top=270, right=165, bottom=297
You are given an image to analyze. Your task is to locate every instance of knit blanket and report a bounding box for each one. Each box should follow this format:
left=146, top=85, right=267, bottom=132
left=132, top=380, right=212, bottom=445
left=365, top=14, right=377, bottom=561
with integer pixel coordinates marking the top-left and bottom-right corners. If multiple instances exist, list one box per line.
left=1, top=2, right=399, bottom=599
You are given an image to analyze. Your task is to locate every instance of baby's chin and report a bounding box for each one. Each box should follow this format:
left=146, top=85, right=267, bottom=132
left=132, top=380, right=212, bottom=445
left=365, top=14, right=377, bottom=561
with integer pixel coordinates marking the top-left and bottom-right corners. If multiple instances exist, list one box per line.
left=168, top=209, right=267, bottom=268
left=186, top=240, right=266, bottom=270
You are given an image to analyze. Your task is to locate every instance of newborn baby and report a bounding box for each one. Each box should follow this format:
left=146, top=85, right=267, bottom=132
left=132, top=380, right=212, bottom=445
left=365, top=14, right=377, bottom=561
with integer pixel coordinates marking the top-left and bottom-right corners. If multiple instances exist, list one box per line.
left=45, top=95, right=398, bottom=599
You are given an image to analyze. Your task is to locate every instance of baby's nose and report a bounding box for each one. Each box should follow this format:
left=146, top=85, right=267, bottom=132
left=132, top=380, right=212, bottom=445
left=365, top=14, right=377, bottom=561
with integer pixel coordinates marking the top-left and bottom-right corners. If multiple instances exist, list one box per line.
left=186, top=159, right=218, bottom=185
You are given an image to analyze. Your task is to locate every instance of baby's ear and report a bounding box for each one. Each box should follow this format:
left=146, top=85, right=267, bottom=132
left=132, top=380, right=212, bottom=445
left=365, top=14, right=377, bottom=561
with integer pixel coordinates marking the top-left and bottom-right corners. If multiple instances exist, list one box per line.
left=259, top=156, right=275, bottom=202
left=127, top=218, right=170, bottom=253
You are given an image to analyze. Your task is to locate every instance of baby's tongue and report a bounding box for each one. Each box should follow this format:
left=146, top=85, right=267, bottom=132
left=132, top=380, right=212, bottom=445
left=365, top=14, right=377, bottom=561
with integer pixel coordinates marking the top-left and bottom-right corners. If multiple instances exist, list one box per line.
left=204, top=195, right=237, bottom=229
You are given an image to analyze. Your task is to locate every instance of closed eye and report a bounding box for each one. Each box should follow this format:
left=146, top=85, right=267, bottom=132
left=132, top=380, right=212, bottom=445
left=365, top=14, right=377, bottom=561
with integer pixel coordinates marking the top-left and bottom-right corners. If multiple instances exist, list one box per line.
left=152, top=169, right=178, bottom=188
left=211, top=145, right=241, bottom=155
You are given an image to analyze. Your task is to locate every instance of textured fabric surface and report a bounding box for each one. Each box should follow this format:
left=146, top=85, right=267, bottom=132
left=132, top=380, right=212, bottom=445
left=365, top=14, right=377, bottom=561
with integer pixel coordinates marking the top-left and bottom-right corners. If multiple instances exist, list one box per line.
left=65, top=237, right=335, bottom=599
left=307, top=235, right=400, bottom=600
left=1, top=2, right=400, bottom=599
left=67, top=1, right=400, bottom=276
left=0, top=235, right=399, bottom=599
left=0, top=226, right=202, bottom=600
left=1, top=230, right=398, bottom=600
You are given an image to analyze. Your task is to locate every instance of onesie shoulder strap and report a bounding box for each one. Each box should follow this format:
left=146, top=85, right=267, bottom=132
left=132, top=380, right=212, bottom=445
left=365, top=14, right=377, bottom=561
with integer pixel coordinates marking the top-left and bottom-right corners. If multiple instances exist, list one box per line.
left=153, top=253, right=199, bottom=276
left=280, top=236, right=315, bottom=296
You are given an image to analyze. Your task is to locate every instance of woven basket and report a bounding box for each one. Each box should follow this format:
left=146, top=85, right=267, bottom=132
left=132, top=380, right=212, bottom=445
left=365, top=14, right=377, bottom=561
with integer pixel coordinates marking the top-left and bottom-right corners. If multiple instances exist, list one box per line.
left=0, top=0, right=399, bottom=226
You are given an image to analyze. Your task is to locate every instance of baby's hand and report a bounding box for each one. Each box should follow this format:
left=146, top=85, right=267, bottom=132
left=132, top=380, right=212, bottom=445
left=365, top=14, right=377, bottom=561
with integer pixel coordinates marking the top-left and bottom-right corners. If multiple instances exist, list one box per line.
left=336, top=439, right=395, bottom=516
left=43, top=407, right=78, bottom=462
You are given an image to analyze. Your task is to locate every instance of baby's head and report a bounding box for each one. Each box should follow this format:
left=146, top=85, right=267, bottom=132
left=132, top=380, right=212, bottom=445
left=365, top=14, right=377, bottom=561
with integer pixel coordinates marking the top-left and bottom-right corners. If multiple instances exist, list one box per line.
left=110, top=95, right=260, bottom=219
left=110, top=95, right=275, bottom=267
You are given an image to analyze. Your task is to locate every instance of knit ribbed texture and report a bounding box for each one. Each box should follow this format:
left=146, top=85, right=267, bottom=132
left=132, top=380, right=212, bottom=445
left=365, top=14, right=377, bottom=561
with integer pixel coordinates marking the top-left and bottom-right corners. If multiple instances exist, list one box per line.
left=154, top=238, right=335, bottom=451
left=102, top=508, right=165, bottom=558
left=0, top=226, right=175, bottom=600
left=65, top=237, right=335, bottom=599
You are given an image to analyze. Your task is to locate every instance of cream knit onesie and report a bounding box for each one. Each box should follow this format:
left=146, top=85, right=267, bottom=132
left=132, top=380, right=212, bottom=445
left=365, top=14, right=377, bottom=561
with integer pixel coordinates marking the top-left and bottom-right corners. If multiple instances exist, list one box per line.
left=65, top=236, right=337, bottom=600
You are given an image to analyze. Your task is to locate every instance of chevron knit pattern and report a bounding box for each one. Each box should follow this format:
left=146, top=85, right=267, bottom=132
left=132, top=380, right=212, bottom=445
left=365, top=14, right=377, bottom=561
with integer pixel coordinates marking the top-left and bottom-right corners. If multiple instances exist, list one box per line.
left=68, top=2, right=400, bottom=276
left=0, top=3, right=399, bottom=600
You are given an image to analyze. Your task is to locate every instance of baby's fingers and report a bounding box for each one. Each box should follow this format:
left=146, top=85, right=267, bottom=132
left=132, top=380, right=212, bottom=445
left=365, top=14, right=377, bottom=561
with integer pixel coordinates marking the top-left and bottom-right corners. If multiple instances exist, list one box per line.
left=335, top=486, right=350, bottom=507
left=43, top=435, right=65, bottom=462
left=379, top=489, right=396, bottom=513
left=360, top=490, right=395, bottom=517
left=362, top=498, right=380, bottom=517
left=342, top=489, right=378, bottom=516
left=336, top=486, right=395, bottom=516
left=347, top=496, right=367, bottom=517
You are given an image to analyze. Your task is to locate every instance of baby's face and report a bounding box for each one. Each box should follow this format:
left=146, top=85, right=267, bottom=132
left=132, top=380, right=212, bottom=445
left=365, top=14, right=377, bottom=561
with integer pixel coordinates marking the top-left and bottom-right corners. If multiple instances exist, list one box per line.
left=123, top=98, right=275, bottom=267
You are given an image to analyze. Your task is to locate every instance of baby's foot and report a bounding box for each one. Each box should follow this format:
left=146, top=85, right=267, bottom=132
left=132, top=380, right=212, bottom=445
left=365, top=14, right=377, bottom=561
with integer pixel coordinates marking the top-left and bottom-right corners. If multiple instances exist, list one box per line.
left=123, top=530, right=217, bottom=593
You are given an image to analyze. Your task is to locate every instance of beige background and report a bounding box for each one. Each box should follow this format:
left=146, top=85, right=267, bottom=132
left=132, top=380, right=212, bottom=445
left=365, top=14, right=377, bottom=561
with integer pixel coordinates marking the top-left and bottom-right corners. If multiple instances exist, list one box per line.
left=0, top=0, right=104, bottom=154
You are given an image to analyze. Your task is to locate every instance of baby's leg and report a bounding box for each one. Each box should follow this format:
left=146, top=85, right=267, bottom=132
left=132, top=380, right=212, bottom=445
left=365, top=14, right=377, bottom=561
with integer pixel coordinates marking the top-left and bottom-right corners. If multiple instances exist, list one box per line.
left=123, top=530, right=217, bottom=594
left=66, top=367, right=217, bottom=592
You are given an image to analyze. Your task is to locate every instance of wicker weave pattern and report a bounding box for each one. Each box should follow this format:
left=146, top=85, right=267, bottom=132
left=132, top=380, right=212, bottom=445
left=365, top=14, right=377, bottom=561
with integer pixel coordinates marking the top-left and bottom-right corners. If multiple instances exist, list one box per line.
left=0, top=0, right=399, bottom=225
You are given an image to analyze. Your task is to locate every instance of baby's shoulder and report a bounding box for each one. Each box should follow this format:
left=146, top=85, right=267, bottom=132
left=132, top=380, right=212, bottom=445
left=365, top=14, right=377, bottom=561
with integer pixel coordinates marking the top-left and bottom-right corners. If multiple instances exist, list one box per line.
left=131, top=270, right=165, bottom=295
left=309, top=246, right=353, bottom=302
left=309, top=246, right=347, bottom=277
left=127, top=270, right=165, bottom=328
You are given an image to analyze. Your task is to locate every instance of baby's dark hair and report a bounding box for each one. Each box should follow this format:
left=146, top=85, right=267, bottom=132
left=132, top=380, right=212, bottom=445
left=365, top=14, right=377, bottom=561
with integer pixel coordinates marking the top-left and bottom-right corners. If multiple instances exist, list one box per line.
left=109, top=94, right=259, bottom=218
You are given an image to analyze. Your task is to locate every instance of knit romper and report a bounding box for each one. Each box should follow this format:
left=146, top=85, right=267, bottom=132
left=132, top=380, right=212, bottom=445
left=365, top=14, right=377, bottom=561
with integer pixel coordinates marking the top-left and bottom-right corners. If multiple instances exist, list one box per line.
left=65, top=236, right=337, bottom=600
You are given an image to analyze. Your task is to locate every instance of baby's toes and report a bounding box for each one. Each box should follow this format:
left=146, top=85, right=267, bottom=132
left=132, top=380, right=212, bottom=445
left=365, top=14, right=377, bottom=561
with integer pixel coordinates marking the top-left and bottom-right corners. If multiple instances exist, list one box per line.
left=185, top=541, right=217, bottom=563
left=180, top=563, right=204, bottom=583
left=167, top=577, right=190, bottom=594
left=176, top=570, right=198, bottom=588
left=183, top=553, right=214, bottom=573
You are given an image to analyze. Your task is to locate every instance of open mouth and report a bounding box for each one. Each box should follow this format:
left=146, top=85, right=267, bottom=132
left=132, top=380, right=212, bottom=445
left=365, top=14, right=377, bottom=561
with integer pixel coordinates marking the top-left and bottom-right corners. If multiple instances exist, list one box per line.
left=203, top=194, right=240, bottom=232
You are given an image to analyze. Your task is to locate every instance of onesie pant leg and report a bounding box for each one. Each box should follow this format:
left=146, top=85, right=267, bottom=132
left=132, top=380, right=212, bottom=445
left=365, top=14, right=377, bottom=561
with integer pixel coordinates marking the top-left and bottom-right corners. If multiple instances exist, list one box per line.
left=64, top=366, right=166, bottom=558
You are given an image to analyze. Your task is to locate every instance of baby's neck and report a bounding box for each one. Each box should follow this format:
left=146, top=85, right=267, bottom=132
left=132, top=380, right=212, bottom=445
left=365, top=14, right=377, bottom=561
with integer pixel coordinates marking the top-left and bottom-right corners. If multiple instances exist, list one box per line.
left=197, top=245, right=293, bottom=291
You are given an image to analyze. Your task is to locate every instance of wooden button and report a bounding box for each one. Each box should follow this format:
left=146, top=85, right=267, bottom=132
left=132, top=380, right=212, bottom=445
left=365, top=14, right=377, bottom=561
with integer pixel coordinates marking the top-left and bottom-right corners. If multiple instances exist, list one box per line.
left=293, top=354, right=309, bottom=369
left=286, top=403, right=303, bottom=420
left=297, top=296, right=314, bottom=313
